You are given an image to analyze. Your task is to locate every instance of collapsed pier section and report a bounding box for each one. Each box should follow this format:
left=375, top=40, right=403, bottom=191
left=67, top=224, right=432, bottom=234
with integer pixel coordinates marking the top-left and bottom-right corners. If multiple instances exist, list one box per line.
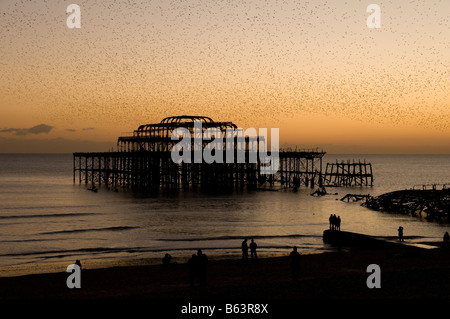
left=323, top=160, right=373, bottom=187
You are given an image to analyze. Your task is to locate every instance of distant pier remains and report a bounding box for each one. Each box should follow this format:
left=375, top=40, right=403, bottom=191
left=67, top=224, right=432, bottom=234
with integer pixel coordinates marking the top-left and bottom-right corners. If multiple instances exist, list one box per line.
left=323, top=160, right=373, bottom=187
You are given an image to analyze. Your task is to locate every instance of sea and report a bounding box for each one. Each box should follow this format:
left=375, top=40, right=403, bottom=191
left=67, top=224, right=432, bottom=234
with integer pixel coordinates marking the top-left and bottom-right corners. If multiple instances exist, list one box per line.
left=1, top=153, right=449, bottom=277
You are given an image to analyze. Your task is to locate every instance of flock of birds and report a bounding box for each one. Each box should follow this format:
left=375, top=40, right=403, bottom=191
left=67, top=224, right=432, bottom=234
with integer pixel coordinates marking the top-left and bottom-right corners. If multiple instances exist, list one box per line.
left=0, top=0, right=448, bottom=137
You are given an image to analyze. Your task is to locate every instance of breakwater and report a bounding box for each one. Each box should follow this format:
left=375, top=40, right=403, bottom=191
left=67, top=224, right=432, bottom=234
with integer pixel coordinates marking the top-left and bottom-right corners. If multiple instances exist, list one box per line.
left=363, top=186, right=450, bottom=222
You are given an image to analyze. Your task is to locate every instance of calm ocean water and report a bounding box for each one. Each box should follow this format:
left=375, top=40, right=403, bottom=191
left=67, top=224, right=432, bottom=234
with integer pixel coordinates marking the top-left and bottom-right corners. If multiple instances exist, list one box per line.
left=0, top=153, right=449, bottom=276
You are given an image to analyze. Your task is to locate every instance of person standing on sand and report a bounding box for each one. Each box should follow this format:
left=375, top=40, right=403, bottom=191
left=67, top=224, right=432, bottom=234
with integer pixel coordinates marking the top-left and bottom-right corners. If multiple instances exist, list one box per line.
left=398, top=226, right=404, bottom=241
left=289, top=246, right=301, bottom=280
left=196, top=249, right=208, bottom=286
left=188, top=254, right=197, bottom=287
left=242, top=238, right=248, bottom=260
left=443, top=232, right=449, bottom=248
left=162, top=253, right=172, bottom=266
left=250, top=238, right=258, bottom=259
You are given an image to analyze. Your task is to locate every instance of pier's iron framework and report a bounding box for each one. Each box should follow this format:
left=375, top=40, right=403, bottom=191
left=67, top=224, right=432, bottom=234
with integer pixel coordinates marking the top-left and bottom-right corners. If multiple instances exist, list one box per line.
left=73, top=116, right=328, bottom=191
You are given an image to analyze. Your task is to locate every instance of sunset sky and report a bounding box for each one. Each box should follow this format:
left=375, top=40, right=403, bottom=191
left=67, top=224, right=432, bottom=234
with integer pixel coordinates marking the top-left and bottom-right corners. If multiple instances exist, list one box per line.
left=1, top=0, right=449, bottom=153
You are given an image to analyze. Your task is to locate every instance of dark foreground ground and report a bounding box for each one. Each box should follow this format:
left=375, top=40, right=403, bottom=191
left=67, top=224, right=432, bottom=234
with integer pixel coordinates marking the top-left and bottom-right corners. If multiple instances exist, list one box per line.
left=1, top=231, right=449, bottom=315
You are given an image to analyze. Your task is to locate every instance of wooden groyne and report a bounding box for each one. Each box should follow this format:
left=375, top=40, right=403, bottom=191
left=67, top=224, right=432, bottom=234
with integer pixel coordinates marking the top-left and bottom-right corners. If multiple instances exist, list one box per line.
left=363, top=187, right=450, bottom=222
left=323, top=230, right=421, bottom=250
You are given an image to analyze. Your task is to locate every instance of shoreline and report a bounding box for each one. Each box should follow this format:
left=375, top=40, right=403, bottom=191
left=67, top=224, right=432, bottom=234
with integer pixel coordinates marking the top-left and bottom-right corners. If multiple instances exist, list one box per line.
left=1, top=230, right=439, bottom=279
left=0, top=249, right=329, bottom=279
left=1, top=231, right=449, bottom=300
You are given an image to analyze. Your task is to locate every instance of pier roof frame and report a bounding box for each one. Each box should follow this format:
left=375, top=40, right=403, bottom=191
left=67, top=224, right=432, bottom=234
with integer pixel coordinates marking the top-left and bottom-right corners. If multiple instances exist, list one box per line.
left=135, top=115, right=237, bottom=136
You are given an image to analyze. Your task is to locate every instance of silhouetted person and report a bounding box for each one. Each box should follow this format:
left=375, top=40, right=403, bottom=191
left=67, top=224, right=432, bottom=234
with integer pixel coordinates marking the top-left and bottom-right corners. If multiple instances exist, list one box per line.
left=188, top=254, right=197, bottom=287
left=329, top=214, right=338, bottom=230
left=197, top=249, right=208, bottom=286
left=443, top=232, right=449, bottom=248
left=241, top=238, right=248, bottom=260
left=162, top=253, right=172, bottom=266
left=398, top=226, right=404, bottom=241
left=336, top=216, right=341, bottom=231
left=289, top=246, right=301, bottom=280
left=250, top=238, right=258, bottom=259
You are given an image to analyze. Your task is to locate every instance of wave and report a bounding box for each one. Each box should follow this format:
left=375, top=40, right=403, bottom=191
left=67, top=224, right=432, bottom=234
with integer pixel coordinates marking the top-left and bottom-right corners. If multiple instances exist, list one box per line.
left=0, top=245, right=182, bottom=258
left=0, top=213, right=97, bottom=220
left=0, top=244, right=320, bottom=259
left=2, top=238, right=56, bottom=243
left=39, top=226, right=139, bottom=235
left=0, top=204, right=100, bottom=211
left=0, top=246, right=140, bottom=258
left=157, top=234, right=319, bottom=242
left=374, top=235, right=426, bottom=240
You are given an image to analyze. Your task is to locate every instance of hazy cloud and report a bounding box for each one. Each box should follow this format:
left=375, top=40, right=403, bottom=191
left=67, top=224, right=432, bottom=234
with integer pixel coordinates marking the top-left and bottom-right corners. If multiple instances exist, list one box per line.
left=65, top=129, right=77, bottom=132
left=82, top=127, right=95, bottom=131
left=0, top=137, right=115, bottom=153
left=0, top=124, right=54, bottom=136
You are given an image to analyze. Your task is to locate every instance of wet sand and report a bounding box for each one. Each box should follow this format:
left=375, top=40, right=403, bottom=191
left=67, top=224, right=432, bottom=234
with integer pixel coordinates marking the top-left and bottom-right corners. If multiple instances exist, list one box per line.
left=1, top=232, right=449, bottom=306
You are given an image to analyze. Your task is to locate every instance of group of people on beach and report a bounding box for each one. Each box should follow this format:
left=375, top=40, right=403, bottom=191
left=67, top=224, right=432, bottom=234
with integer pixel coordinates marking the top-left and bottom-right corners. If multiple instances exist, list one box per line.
left=161, top=223, right=450, bottom=287
left=157, top=227, right=450, bottom=289
left=162, top=249, right=209, bottom=287
left=329, top=214, right=341, bottom=231
left=241, top=238, right=258, bottom=260
left=187, top=249, right=208, bottom=287
left=161, top=238, right=304, bottom=287
left=242, top=239, right=301, bottom=280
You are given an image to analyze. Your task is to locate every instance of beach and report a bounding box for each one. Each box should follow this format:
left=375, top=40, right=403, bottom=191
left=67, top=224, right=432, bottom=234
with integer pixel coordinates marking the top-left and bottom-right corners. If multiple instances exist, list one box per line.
left=2, top=232, right=449, bottom=303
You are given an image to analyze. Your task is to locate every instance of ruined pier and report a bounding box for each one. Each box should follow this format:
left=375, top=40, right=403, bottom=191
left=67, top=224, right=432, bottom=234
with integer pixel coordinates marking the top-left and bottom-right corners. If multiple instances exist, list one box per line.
left=73, top=115, right=375, bottom=192
left=73, top=116, right=326, bottom=191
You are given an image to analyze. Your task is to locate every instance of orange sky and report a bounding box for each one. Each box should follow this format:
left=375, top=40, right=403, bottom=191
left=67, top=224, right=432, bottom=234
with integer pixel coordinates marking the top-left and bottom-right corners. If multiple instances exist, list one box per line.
left=0, top=0, right=449, bottom=153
